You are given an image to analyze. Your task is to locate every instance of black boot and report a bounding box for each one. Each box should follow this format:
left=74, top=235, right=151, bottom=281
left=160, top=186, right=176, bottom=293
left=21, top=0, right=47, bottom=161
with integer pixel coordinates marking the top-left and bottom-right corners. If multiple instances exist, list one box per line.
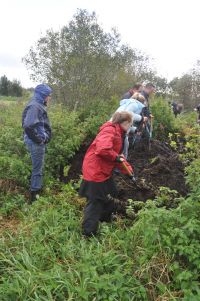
left=28, top=191, right=40, bottom=204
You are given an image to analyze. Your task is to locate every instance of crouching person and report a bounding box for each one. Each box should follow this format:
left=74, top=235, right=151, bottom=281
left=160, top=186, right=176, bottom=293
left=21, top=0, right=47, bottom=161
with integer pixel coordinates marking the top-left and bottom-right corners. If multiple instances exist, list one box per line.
left=79, top=111, right=134, bottom=237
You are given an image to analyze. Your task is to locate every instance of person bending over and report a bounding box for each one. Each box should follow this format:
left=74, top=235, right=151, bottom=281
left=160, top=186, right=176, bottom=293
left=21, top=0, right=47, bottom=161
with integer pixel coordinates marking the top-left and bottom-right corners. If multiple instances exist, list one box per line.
left=79, top=111, right=134, bottom=237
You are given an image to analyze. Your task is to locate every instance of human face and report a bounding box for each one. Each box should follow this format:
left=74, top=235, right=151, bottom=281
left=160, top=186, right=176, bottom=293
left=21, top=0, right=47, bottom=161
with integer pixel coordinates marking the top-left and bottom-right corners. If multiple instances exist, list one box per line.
left=120, top=120, right=132, bottom=132
left=44, top=94, right=52, bottom=106
left=149, top=87, right=156, bottom=95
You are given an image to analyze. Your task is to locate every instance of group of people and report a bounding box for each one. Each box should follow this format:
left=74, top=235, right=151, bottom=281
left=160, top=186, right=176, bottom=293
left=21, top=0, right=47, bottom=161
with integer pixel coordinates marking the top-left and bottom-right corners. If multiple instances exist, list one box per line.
left=79, top=81, right=156, bottom=237
left=115, top=83, right=155, bottom=157
left=22, top=81, right=156, bottom=237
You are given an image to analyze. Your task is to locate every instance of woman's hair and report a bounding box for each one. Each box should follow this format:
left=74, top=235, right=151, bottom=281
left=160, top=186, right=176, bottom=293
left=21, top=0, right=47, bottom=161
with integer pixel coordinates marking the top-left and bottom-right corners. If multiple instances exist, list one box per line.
left=132, top=92, right=145, bottom=103
left=111, top=111, right=133, bottom=124
left=132, top=83, right=143, bottom=90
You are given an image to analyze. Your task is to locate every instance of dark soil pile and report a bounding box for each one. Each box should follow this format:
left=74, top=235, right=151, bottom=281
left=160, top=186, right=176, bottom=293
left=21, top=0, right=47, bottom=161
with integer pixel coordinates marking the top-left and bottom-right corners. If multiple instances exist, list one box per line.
left=115, top=139, right=188, bottom=202
left=65, top=139, right=189, bottom=205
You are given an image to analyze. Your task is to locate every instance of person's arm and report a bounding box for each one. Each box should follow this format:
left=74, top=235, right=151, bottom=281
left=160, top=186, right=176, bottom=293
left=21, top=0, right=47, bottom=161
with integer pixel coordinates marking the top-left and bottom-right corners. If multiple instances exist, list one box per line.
left=115, top=155, right=134, bottom=176
left=23, top=106, right=45, bottom=144
left=95, top=127, right=119, bottom=161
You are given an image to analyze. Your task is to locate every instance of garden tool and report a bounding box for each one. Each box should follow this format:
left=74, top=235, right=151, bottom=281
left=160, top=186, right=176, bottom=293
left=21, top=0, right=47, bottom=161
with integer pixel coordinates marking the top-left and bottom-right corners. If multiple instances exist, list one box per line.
left=121, top=161, right=136, bottom=182
left=149, top=115, right=154, bottom=139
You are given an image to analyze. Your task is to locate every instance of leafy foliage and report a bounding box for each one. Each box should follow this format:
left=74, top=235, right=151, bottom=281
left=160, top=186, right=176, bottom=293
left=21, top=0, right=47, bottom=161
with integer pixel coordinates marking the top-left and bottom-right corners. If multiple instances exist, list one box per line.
left=150, top=97, right=176, bottom=140
left=23, top=9, right=153, bottom=108
left=0, top=95, right=200, bottom=300
left=0, top=75, right=23, bottom=97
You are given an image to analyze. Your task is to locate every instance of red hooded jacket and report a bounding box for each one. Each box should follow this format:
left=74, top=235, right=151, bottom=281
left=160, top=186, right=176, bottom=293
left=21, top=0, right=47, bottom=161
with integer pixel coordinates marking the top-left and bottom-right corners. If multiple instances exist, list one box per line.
left=82, top=121, right=133, bottom=182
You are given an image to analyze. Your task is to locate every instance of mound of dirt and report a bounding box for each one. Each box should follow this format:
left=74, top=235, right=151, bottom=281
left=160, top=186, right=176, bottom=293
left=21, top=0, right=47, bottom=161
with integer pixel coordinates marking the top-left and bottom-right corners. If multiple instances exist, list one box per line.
left=115, top=139, right=188, bottom=202
left=65, top=139, right=189, bottom=205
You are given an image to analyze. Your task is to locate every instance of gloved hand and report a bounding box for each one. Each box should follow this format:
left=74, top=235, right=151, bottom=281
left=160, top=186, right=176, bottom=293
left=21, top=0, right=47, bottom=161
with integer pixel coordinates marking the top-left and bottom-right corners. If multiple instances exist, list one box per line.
left=115, top=154, right=125, bottom=163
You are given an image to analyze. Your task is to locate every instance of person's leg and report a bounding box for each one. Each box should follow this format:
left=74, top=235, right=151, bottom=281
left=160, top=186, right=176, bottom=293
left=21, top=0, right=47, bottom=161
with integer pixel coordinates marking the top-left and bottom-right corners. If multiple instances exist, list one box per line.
left=82, top=199, right=103, bottom=237
left=26, top=141, right=46, bottom=201
left=122, top=134, right=129, bottom=159
left=123, top=126, right=136, bottom=158
left=100, top=198, right=115, bottom=222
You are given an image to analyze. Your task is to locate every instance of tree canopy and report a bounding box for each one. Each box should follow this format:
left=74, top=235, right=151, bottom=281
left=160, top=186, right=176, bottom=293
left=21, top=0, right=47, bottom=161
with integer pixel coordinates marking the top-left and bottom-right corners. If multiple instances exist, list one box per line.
left=23, top=9, right=153, bottom=108
left=22, top=9, right=200, bottom=110
left=0, top=75, right=23, bottom=97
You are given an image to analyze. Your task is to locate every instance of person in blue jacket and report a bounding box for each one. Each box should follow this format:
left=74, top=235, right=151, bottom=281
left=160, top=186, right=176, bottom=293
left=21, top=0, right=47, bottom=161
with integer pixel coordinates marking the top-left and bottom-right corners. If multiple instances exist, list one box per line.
left=114, top=92, right=148, bottom=158
left=22, top=84, right=52, bottom=203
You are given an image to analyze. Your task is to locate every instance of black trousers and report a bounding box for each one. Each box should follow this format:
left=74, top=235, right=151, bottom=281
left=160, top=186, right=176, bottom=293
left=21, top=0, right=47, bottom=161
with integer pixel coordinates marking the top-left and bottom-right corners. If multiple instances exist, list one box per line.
left=82, top=198, right=114, bottom=237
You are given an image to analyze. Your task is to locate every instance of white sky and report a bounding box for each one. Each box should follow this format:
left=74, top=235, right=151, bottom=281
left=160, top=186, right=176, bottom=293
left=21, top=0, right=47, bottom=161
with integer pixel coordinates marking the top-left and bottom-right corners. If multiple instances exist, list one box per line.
left=1, top=0, right=200, bottom=88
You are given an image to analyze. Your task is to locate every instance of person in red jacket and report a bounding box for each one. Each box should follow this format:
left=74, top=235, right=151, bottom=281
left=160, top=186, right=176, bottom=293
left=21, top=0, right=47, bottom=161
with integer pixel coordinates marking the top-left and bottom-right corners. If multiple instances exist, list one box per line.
left=79, top=111, right=134, bottom=237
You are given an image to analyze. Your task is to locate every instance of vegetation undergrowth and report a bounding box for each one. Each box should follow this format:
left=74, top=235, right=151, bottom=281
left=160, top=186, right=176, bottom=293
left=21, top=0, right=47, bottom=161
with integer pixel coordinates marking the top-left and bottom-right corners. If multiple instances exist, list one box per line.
left=0, top=96, right=200, bottom=300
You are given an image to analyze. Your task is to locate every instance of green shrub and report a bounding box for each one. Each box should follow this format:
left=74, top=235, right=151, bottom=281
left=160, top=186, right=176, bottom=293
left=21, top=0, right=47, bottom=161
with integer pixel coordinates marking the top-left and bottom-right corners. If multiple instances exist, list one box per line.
left=151, top=97, right=176, bottom=140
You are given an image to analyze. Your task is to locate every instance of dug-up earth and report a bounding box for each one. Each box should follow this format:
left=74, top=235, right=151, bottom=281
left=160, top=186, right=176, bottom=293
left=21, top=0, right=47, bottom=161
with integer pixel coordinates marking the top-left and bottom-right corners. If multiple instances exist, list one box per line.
left=66, top=138, right=189, bottom=211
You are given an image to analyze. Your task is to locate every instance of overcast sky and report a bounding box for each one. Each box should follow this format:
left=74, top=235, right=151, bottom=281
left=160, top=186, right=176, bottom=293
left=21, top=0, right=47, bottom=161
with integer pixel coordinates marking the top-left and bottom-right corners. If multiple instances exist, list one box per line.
left=1, top=0, right=200, bottom=88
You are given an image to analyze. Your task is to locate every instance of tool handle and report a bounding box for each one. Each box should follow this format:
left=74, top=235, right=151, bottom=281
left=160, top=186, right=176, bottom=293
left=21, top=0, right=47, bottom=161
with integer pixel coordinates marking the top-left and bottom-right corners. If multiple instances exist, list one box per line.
left=121, top=161, right=133, bottom=176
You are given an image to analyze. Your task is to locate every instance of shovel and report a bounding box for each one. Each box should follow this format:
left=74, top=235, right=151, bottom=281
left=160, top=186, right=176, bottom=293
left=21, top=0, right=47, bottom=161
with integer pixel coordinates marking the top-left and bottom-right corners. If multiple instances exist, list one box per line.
left=121, top=161, right=136, bottom=182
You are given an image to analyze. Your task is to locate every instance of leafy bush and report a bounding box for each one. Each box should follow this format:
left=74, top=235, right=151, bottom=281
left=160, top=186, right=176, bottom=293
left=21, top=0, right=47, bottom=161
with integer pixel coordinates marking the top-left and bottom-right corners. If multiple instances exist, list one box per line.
left=185, top=158, right=200, bottom=194
left=150, top=97, right=176, bottom=140
left=0, top=156, right=30, bottom=187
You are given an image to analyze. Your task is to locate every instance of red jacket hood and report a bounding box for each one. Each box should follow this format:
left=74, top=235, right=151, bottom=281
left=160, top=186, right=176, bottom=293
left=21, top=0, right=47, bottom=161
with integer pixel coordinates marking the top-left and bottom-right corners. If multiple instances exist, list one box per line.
left=99, top=121, right=125, bottom=135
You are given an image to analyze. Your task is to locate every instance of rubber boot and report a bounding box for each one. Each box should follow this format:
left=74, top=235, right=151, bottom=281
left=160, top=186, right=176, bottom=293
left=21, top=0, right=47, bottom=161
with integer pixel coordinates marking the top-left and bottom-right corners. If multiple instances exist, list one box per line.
left=28, top=190, right=40, bottom=205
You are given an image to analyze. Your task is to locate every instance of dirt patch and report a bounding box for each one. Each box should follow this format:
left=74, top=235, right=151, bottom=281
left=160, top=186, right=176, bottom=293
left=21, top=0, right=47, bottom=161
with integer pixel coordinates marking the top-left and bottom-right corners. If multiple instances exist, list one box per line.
left=0, top=216, right=21, bottom=235
left=65, top=139, right=189, bottom=205
left=115, top=139, right=188, bottom=202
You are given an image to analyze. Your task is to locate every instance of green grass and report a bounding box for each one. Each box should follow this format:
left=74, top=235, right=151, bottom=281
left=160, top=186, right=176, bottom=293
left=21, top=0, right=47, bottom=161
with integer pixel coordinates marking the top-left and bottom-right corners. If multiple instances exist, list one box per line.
left=0, top=96, right=200, bottom=300
left=1, top=183, right=200, bottom=300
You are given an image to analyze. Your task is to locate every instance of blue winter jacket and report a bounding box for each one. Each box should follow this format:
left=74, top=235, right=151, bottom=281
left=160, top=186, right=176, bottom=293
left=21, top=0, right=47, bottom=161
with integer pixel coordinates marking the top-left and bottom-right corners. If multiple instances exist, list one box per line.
left=115, top=98, right=145, bottom=123
left=22, top=84, right=52, bottom=144
left=118, top=98, right=145, bottom=114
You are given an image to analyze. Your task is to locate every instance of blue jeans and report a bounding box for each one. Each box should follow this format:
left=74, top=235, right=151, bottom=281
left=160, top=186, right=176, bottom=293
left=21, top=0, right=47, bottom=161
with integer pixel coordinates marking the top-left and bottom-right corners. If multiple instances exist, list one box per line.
left=25, top=139, right=46, bottom=192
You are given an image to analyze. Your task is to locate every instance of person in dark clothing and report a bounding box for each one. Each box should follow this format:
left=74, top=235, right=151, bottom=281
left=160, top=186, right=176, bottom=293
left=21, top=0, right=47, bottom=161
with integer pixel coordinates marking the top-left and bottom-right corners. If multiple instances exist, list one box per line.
left=171, top=101, right=183, bottom=117
left=121, top=83, right=143, bottom=99
left=139, top=82, right=155, bottom=144
left=79, top=111, right=134, bottom=237
left=140, top=82, right=156, bottom=107
left=22, top=84, right=52, bottom=204
left=194, top=104, right=200, bottom=124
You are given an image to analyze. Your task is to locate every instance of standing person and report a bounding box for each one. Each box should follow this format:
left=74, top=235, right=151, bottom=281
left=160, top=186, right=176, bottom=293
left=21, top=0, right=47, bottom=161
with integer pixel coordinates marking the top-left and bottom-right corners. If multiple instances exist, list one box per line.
left=171, top=101, right=183, bottom=118
left=194, top=104, right=200, bottom=124
left=79, top=111, right=134, bottom=237
left=121, top=82, right=143, bottom=100
left=140, top=82, right=155, bottom=141
left=140, top=82, right=156, bottom=108
left=22, top=84, right=52, bottom=204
